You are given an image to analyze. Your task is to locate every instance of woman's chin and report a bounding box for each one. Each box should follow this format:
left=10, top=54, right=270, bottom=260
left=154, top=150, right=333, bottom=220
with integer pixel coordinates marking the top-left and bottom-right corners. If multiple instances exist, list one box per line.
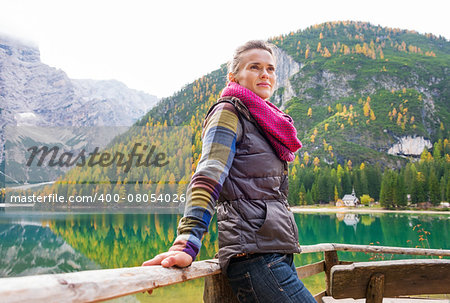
left=254, top=91, right=272, bottom=100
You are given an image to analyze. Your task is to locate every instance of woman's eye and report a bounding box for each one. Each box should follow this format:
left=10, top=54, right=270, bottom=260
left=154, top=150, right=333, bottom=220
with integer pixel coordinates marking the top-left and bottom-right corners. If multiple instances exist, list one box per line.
left=250, top=65, right=259, bottom=70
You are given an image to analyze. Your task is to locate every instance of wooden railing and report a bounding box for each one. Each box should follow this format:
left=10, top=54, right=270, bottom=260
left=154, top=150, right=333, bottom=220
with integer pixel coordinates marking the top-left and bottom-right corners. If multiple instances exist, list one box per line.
left=328, top=259, right=450, bottom=303
left=1, top=243, right=449, bottom=303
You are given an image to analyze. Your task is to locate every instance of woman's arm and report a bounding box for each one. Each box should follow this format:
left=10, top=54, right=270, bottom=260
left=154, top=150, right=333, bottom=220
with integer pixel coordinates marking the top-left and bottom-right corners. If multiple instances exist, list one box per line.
left=143, top=102, right=241, bottom=268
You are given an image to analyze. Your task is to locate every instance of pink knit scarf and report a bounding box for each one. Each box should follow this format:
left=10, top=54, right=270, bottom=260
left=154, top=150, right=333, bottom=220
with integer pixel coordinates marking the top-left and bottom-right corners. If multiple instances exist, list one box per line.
left=221, top=82, right=302, bottom=162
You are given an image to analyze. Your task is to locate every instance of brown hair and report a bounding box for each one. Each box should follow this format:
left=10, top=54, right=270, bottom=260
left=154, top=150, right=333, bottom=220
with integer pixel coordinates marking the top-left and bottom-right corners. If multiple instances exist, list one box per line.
left=227, top=40, right=276, bottom=80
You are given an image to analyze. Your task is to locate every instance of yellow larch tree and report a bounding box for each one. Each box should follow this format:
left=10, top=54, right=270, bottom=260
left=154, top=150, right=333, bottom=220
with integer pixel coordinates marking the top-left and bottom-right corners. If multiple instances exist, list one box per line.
left=313, top=157, right=320, bottom=167
left=370, top=109, right=376, bottom=121
left=363, top=102, right=370, bottom=116
left=303, top=152, right=310, bottom=165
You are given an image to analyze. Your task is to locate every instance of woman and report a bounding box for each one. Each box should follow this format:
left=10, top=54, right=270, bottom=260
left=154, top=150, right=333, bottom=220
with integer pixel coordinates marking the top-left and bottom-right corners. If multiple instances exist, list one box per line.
left=143, top=40, right=316, bottom=303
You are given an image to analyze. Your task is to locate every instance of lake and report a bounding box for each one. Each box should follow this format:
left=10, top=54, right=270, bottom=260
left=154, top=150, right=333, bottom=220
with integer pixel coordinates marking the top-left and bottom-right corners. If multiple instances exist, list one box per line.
left=0, top=210, right=448, bottom=302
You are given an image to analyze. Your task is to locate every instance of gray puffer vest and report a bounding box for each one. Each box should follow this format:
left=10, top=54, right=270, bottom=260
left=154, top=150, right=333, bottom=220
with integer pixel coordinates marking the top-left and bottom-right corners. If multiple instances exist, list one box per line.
left=207, top=97, right=301, bottom=272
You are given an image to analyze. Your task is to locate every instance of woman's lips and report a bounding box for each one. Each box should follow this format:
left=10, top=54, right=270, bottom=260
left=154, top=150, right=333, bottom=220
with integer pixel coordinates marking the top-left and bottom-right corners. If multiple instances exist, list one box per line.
left=257, top=83, right=271, bottom=87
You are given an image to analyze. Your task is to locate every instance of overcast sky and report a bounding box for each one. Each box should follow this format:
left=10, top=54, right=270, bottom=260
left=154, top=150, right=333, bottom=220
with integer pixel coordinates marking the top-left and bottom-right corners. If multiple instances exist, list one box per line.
left=0, top=0, right=448, bottom=98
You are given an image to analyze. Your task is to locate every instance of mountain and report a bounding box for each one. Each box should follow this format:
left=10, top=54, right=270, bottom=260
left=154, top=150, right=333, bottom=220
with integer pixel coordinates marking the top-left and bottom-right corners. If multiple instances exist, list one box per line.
left=0, top=35, right=158, bottom=185
left=0, top=35, right=158, bottom=128
left=138, top=21, right=449, bottom=167
left=269, top=21, right=449, bottom=166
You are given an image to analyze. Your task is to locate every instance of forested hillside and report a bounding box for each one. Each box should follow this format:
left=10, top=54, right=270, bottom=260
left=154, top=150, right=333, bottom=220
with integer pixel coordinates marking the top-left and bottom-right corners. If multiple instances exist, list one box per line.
left=31, top=21, right=449, bottom=207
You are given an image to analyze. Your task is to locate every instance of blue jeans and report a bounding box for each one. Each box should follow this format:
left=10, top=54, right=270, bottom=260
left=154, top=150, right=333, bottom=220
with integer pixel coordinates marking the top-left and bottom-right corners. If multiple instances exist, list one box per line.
left=226, top=253, right=317, bottom=303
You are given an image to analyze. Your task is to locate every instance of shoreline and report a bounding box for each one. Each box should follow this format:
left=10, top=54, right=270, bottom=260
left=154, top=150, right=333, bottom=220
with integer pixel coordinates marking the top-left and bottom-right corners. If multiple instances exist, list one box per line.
left=291, top=206, right=450, bottom=215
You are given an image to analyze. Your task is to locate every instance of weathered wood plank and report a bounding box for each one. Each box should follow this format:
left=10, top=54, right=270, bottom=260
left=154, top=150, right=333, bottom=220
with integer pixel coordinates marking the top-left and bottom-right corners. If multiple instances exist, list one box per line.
left=322, top=297, right=450, bottom=302
left=0, top=260, right=221, bottom=303
left=325, top=251, right=339, bottom=295
left=296, top=260, right=325, bottom=279
left=366, top=273, right=384, bottom=303
left=313, top=290, right=326, bottom=302
left=330, top=259, right=450, bottom=299
left=203, top=273, right=239, bottom=303
left=300, top=243, right=450, bottom=257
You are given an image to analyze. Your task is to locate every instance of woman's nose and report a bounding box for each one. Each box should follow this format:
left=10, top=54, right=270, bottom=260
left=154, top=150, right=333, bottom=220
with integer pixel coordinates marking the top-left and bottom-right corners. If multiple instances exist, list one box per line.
left=260, top=68, right=269, bottom=78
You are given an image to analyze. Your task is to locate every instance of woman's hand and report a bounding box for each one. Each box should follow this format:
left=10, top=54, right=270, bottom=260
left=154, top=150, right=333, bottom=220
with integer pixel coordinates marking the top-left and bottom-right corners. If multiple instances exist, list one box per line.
left=141, top=251, right=193, bottom=295
left=142, top=250, right=193, bottom=268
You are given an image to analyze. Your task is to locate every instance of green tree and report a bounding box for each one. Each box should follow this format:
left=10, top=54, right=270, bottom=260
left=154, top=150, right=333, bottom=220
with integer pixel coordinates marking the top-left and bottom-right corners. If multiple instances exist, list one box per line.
left=360, top=194, right=372, bottom=206
left=317, top=169, right=332, bottom=203
left=366, top=164, right=382, bottom=201
left=428, top=172, right=440, bottom=205
left=440, top=176, right=446, bottom=202
left=298, top=183, right=306, bottom=205
left=380, top=169, right=396, bottom=208
left=446, top=179, right=450, bottom=202
left=433, top=139, right=443, bottom=160
left=306, top=190, right=314, bottom=205
left=311, top=182, right=319, bottom=204
left=411, top=172, right=427, bottom=203
left=395, top=173, right=407, bottom=207
left=288, top=172, right=300, bottom=206
left=403, top=163, right=417, bottom=196
left=341, top=170, right=352, bottom=196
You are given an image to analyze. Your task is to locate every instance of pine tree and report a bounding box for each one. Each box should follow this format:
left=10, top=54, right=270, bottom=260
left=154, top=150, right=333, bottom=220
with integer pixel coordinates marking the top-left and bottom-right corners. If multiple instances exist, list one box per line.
left=446, top=179, right=450, bottom=202
left=317, top=170, right=331, bottom=203
left=341, top=170, right=352, bottom=196
left=411, top=172, right=427, bottom=203
left=403, top=163, right=416, bottom=196
left=288, top=172, right=300, bottom=206
left=299, top=184, right=307, bottom=205
left=433, top=139, right=443, bottom=160
left=311, top=182, right=319, bottom=204
left=352, top=169, right=361, bottom=198
left=440, top=176, right=447, bottom=202
left=366, top=164, right=382, bottom=201
left=395, top=173, right=407, bottom=207
left=306, top=190, right=314, bottom=205
left=380, top=170, right=396, bottom=208
left=360, top=168, right=369, bottom=195
left=428, top=173, right=440, bottom=205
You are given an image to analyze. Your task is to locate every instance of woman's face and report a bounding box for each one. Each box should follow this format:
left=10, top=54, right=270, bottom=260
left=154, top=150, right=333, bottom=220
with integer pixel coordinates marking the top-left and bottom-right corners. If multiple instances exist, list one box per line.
left=231, top=49, right=276, bottom=100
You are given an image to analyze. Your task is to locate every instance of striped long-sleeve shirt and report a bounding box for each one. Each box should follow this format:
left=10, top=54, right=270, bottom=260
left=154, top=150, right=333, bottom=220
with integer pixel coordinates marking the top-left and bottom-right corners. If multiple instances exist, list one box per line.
left=169, top=102, right=242, bottom=261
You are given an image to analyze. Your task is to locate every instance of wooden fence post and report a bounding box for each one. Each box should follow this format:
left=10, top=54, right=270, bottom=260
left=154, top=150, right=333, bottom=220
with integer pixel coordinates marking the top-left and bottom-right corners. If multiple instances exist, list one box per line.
left=203, top=273, right=239, bottom=303
left=324, top=250, right=339, bottom=295
left=366, top=273, right=384, bottom=303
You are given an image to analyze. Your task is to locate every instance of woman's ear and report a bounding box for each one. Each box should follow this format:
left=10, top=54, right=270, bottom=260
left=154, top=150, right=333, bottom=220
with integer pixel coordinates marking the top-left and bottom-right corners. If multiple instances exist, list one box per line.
left=228, top=72, right=236, bottom=83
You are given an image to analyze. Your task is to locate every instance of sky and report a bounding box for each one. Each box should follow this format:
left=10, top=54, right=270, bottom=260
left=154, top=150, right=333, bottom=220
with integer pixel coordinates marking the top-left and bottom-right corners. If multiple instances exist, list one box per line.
left=0, top=0, right=448, bottom=98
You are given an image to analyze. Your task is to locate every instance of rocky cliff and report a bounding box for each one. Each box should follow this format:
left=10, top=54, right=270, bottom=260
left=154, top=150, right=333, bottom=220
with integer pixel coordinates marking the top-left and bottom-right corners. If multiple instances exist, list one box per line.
left=0, top=36, right=158, bottom=128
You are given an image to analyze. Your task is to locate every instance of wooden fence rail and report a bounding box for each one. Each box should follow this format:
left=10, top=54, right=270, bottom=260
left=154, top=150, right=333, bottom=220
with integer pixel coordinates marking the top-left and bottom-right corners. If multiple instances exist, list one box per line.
left=0, top=243, right=448, bottom=303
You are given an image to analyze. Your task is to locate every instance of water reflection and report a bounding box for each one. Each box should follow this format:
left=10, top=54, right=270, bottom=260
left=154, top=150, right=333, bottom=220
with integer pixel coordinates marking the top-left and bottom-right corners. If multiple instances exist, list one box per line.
left=336, top=213, right=360, bottom=228
left=0, top=223, right=99, bottom=277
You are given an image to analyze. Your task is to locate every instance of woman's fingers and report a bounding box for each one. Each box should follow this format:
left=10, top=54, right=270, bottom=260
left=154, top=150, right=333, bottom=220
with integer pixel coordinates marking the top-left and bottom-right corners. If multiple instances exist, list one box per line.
left=141, top=253, right=168, bottom=266
left=141, top=251, right=193, bottom=295
left=161, top=255, right=176, bottom=267
left=160, top=252, right=192, bottom=267
left=142, top=251, right=193, bottom=268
